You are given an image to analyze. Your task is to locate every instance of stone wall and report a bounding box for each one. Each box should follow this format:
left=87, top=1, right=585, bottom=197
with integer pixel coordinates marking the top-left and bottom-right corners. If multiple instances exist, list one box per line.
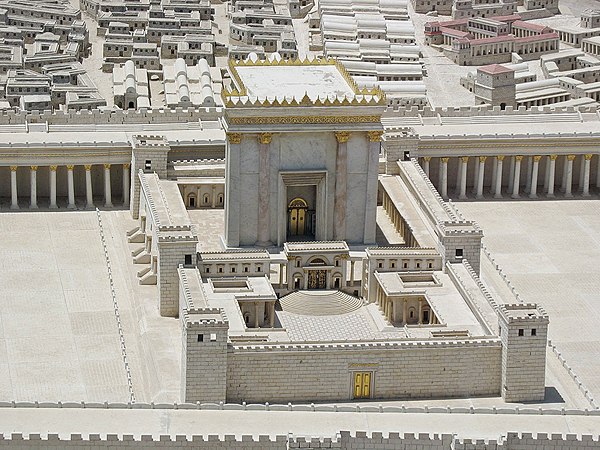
left=226, top=340, right=502, bottom=403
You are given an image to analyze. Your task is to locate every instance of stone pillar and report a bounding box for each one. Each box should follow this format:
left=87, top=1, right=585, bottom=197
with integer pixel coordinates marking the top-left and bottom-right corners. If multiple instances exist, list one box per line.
left=511, top=156, right=523, bottom=199
left=402, top=299, right=407, bottom=325
left=269, top=302, right=275, bottom=328
left=596, top=155, right=600, bottom=189
left=333, top=131, right=349, bottom=241
left=583, top=154, right=592, bottom=197
left=508, top=156, right=515, bottom=195
left=67, top=165, right=76, bottom=209
left=350, top=260, right=355, bottom=285
left=494, top=156, right=504, bottom=199
left=30, top=166, right=38, bottom=209
left=423, top=156, right=431, bottom=177
left=104, top=164, right=113, bottom=208
left=565, top=155, right=575, bottom=198
left=364, top=131, right=382, bottom=244
left=440, top=157, right=449, bottom=199
left=122, top=163, right=130, bottom=207
left=525, top=156, right=533, bottom=194
left=459, top=156, right=468, bottom=200
left=529, top=156, right=541, bottom=199
left=211, top=185, right=216, bottom=208
left=418, top=298, right=423, bottom=325
left=85, top=164, right=93, bottom=209
left=10, top=166, right=18, bottom=210
left=254, top=303, right=259, bottom=329
left=225, top=132, right=243, bottom=247
left=476, top=156, right=486, bottom=199
left=547, top=155, right=556, bottom=197
left=257, top=132, right=272, bottom=246
left=49, top=165, right=58, bottom=208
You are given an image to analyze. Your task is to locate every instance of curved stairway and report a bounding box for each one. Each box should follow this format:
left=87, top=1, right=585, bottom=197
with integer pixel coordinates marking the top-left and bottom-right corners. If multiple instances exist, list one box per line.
left=278, top=290, right=364, bottom=316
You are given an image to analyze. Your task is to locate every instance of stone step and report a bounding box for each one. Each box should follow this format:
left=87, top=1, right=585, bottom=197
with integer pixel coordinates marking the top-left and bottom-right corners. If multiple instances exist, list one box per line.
left=279, top=290, right=364, bottom=316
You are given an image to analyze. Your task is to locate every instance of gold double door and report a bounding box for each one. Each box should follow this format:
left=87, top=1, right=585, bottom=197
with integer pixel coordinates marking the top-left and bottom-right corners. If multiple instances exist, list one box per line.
left=307, top=270, right=327, bottom=289
left=288, top=206, right=306, bottom=236
left=353, top=372, right=372, bottom=399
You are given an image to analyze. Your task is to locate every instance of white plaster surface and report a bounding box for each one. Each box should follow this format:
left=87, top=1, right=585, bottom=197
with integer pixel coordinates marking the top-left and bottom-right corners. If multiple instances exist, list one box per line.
left=457, top=200, right=600, bottom=402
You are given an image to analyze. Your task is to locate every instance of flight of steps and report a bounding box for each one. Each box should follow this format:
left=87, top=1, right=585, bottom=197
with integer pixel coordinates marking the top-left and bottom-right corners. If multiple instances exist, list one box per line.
left=279, top=290, right=364, bottom=316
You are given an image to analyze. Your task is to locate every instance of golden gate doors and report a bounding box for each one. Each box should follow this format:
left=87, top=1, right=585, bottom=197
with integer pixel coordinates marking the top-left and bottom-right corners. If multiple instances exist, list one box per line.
left=353, top=372, right=372, bottom=399
left=288, top=198, right=307, bottom=236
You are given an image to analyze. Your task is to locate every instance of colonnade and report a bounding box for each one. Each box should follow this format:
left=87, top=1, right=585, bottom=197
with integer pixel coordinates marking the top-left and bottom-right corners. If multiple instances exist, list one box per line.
left=381, top=189, right=417, bottom=247
left=424, top=154, right=600, bottom=200
left=375, top=288, right=437, bottom=326
left=7, top=163, right=130, bottom=209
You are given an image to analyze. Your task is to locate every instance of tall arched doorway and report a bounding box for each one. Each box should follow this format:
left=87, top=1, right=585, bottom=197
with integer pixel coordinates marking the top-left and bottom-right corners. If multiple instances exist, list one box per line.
left=288, top=197, right=308, bottom=236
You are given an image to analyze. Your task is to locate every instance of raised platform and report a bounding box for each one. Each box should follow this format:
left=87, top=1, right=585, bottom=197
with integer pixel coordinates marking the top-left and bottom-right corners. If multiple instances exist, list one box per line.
left=279, top=290, right=364, bottom=316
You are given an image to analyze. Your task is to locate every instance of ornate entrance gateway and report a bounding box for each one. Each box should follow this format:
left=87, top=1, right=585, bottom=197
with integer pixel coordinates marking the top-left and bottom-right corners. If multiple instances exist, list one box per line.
left=288, top=197, right=308, bottom=236
left=307, top=270, right=327, bottom=289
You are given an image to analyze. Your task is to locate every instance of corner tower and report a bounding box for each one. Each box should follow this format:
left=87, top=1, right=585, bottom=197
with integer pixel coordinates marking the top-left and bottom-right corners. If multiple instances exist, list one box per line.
left=222, top=58, right=385, bottom=248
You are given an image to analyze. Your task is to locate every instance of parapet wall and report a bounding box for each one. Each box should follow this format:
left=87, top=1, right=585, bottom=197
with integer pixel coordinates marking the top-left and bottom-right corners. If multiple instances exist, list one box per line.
left=383, top=104, right=597, bottom=117
left=0, top=431, right=599, bottom=449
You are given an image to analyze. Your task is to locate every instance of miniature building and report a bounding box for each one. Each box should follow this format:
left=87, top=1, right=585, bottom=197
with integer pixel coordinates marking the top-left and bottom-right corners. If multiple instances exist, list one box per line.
left=474, top=63, right=516, bottom=109
left=113, top=60, right=150, bottom=109
left=162, top=58, right=216, bottom=108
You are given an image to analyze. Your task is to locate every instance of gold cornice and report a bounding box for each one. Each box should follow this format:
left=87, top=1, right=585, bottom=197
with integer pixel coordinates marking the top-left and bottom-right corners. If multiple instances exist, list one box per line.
left=230, top=115, right=381, bottom=125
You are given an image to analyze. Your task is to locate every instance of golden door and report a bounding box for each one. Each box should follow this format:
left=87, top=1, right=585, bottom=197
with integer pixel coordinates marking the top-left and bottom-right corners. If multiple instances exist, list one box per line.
left=288, top=198, right=307, bottom=236
left=308, top=270, right=327, bottom=289
left=353, top=372, right=372, bottom=399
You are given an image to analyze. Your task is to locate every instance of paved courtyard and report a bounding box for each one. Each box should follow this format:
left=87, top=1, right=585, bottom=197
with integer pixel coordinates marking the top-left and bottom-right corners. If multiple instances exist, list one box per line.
left=457, top=199, right=600, bottom=402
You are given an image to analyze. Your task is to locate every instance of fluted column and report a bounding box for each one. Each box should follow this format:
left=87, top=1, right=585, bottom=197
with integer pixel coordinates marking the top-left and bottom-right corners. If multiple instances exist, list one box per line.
left=10, top=166, right=18, bottom=209
left=459, top=156, right=468, bottom=200
left=476, top=156, right=486, bottom=199
left=364, top=131, right=382, bottom=244
left=104, top=164, right=113, bottom=207
left=547, top=155, right=556, bottom=197
left=85, top=164, right=93, bottom=209
left=49, top=165, right=57, bottom=208
left=511, top=156, right=523, bottom=199
left=30, top=166, right=38, bottom=209
left=67, top=165, right=75, bottom=209
left=257, top=132, right=272, bottom=246
left=334, top=131, right=349, bottom=241
left=529, top=156, right=541, bottom=199
left=525, top=156, right=533, bottom=194
left=440, top=157, right=449, bottom=199
left=122, top=163, right=130, bottom=207
left=494, top=156, right=504, bottom=198
left=508, top=156, right=515, bottom=194
left=565, top=155, right=575, bottom=198
left=582, top=154, right=592, bottom=197
left=423, top=156, right=431, bottom=177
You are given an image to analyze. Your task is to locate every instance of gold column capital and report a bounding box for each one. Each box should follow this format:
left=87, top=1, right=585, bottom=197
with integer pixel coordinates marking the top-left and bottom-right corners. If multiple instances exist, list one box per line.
left=367, top=130, right=383, bottom=142
left=50, top=165, right=58, bottom=171
left=461, top=156, right=469, bottom=163
left=549, top=154, right=558, bottom=161
left=424, top=156, right=432, bottom=162
left=533, top=155, right=542, bottom=162
left=227, top=132, right=242, bottom=144
left=441, top=157, right=449, bottom=163
left=258, top=132, right=272, bottom=145
left=123, top=163, right=131, bottom=169
left=585, top=153, right=594, bottom=160
left=67, top=164, right=75, bottom=170
left=496, top=155, right=505, bottom=161
left=479, top=156, right=487, bottom=163
left=30, top=165, right=38, bottom=171
left=104, top=163, right=111, bottom=170
left=10, top=165, right=17, bottom=172
left=515, top=155, right=524, bottom=161
left=335, top=131, right=351, bottom=143
left=567, top=154, right=576, bottom=161
left=84, top=164, right=92, bottom=171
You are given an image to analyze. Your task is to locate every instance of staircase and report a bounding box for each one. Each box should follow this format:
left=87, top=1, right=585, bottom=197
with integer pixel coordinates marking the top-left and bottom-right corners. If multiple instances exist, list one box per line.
left=279, top=290, right=364, bottom=316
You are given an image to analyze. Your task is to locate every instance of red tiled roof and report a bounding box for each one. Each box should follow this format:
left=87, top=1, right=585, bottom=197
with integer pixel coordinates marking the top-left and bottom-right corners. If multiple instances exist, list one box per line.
left=512, top=20, right=551, bottom=32
left=478, top=64, right=515, bottom=75
left=516, top=32, right=559, bottom=43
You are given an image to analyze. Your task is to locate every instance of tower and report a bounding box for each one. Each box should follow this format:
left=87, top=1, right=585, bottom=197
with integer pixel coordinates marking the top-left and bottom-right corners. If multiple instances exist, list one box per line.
left=474, top=64, right=516, bottom=109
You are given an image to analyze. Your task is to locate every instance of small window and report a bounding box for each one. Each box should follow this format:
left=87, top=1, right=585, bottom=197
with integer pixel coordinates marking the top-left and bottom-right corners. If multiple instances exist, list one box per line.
left=256, top=265, right=261, bottom=272
left=531, top=329, right=537, bottom=336
left=218, top=267, right=223, bottom=273
left=390, top=262, right=396, bottom=268
left=416, top=263, right=421, bottom=269
left=518, top=329, right=524, bottom=336
left=296, top=260, right=301, bottom=268
left=210, top=333, right=217, bottom=342
left=378, top=262, right=383, bottom=268
left=197, top=334, right=203, bottom=342
left=455, top=249, right=464, bottom=258
left=145, top=159, right=151, bottom=170
left=184, top=254, right=192, bottom=265
left=231, top=267, right=236, bottom=273
left=335, top=259, right=340, bottom=267
left=403, top=262, right=408, bottom=269
left=205, top=267, right=210, bottom=273
left=428, top=262, right=433, bottom=269
left=243, top=266, right=249, bottom=273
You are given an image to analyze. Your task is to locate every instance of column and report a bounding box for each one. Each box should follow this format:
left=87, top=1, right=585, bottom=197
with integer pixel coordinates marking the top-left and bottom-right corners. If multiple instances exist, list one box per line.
left=269, top=302, right=275, bottom=328
left=350, top=260, right=355, bottom=285
left=402, top=299, right=407, bottom=325
left=364, top=131, right=381, bottom=244
left=455, top=157, right=463, bottom=193
left=529, top=156, right=541, bottom=199
left=85, top=164, right=93, bottom=209
left=10, top=166, right=18, bottom=210
left=525, top=156, right=533, bottom=194
left=257, top=132, right=272, bottom=245
left=583, top=154, right=592, bottom=197
left=543, top=156, right=551, bottom=192
left=491, top=156, right=498, bottom=193
left=459, top=156, right=468, bottom=200
left=440, top=157, right=449, bottom=199
left=596, top=155, right=600, bottom=189
left=565, top=155, right=575, bottom=198
left=508, top=156, right=515, bottom=195
left=211, top=185, right=216, bottom=208
left=104, top=164, right=113, bottom=208
left=579, top=155, right=586, bottom=193
left=418, top=298, right=423, bottom=325
left=476, top=156, right=486, bottom=199
left=561, top=155, right=568, bottom=193
left=472, top=156, right=479, bottom=195
left=511, top=156, right=523, bottom=199
left=423, top=156, right=431, bottom=177
left=122, top=163, right=130, bottom=207
left=334, top=131, right=349, bottom=241
left=30, top=166, right=38, bottom=209
left=494, top=156, right=504, bottom=198
left=67, top=165, right=76, bottom=209
left=49, top=165, right=57, bottom=208
left=254, top=303, right=259, bottom=328
left=547, top=155, right=556, bottom=197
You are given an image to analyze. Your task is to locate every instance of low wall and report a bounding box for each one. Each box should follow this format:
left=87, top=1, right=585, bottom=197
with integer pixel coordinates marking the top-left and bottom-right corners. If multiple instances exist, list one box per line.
left=226, top=340, right=502, bottom=403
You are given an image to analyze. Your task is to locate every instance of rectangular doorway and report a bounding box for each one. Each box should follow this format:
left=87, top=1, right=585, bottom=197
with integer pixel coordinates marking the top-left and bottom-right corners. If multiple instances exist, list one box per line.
left=353, top=372, right=372, bottom=399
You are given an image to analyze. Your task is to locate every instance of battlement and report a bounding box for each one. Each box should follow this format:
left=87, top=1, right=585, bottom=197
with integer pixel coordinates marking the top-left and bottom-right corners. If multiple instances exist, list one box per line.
left=499, top=303, right=549, bottom=324
left=132, top=134, right=171, bottom=148
left=383, top=103, right=598, bottom=117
